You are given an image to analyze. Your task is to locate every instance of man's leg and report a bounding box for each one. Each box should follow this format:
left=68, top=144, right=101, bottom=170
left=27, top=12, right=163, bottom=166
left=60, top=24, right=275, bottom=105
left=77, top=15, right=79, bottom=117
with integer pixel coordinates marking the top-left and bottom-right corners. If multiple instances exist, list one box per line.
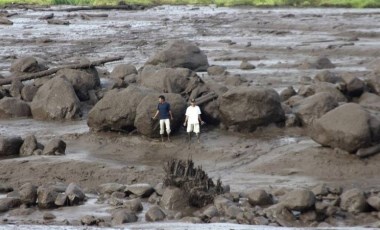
left=159, top=119, right=165, bottom=142
left=165, top=119, right=171, bottom=142
left=194, top=123, right=200, bottom=143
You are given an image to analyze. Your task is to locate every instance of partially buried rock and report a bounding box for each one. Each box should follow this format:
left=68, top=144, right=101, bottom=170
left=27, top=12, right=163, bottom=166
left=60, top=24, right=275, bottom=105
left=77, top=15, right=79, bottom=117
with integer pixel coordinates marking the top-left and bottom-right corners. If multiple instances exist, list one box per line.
left=98, top=183, right=126, bottom=195
left=43, top=212, right=56, bottom=220
left=299, top=56, right=335, bottom=69
left=145, top=205, right=166, bottom=222
left=47, top=19, right=70, bottom=25
left=42, top=139, right=66, bottom=155
left=0, top=17, right=13, bottom=25
left=111, top=209, right=138, bottom=226
left=264, top=204, right=295, bottom=226
left=207, top=65, right=226, bottom=76
left=240, top=60, right=256, bottom=70
left=10, top=56, right=47, bottom=73
left=0, top=98, right=31, bottom=119
left=0, top=198, right=21, bottom=213
left=280, top=86, right=296, bottom=102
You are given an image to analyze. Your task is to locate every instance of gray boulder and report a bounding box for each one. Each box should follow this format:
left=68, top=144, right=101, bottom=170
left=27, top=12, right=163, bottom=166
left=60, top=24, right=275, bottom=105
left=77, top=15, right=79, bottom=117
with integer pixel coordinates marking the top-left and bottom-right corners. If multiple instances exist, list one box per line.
left=367, top=195, right=380, bottom=211
left=31, top=76, right=81, bottom=120
left=21, top=84, right=38, bottom=102
left=309, top=103, right=374, bottom=152
left=139, top=65, right=194, bottom=94
left=65, top=183, right=85, bottom=205
left=37, top=186, right=59, bottom=209
left=342, top=73, right=365, bottom=97
left=134, top=93, right=186, bottom=137
left=219, top=87, right=285, bottom=132
left=55, top=193, right=68, bottom=206
left=122, top=198, right=143, bottom=212
left=159, top=187, right=188, bottom=210
left=146, top=39, right=209, bottom=71
left=247, top=189, right=273, bottom=206
left=314, top=70, right=342, bottom=84
left=207, top=65, right=226, bottom=76
left=293, top=92, right=339, bottom=126
left=55, top=68, right=100, bottom=101
left=0, top=136, right=23, bottom=156
left=111, top=64, right=137, bottom=79
left=9, top=80, right=24, bottom=98
left=145, top=205, right=166, bottom=222
left=125, top=184, right=154, bottom=198
left=42, top=139, right=66, bottom=155
left=340, top=189, right=367, bottom=213
left=19, top=135, right=40, bottom=156
left=88, top=86, right=155, bottom=132
left=0, top=98, right=31, bottom=119
left=19, top=183, right=37, bottom=205
left=98, top=183, right=126, bottom=195
left=280, top=86, right=296, bottom=102
left=280, top=189, right=315, bottom=211
left=111, top=209, right=138, bottom=226
left=10, top=56, right=47, bottom=73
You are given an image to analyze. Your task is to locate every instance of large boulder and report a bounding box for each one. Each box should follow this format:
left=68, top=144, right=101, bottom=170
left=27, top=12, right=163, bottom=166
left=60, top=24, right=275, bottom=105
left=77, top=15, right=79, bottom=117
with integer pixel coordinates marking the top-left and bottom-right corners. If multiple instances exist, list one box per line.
left=31, top=76, right=81, bottom=120
left=146, top=39, right=209, bottom=71
left=55, top=68, right=100, bottom=101
left=88, top=86, right=155, bottom=132
left=111, top=64, right=137, bottom=80
left=340, top=189, right=368, bottom=213
left=219, top=87, right=285, bottom=132
left=0, top=136, right=23, bottom=156
left=247, top=189, right=273, bottom=206
left=159, top=187, right=188, bottom=210
left=309, top=103, right=374, bottom=152
left=37, top=186, right=59, bottom=209
left=65, top=183, right=85, bottom=205
left=145, top=205, right=166, bottom=222
left=0, top=98, right=31, bottom=119
left=139, top=65, right=194, bottom=94
left=293, top=92, right=339, bottom=126
left=134, top=93, right=186, bottom=137
left=10, top=57, right=47, bottom=74
left=19, top=183, right=37, bottom=205
left=280, top=189, right=315, bottom=211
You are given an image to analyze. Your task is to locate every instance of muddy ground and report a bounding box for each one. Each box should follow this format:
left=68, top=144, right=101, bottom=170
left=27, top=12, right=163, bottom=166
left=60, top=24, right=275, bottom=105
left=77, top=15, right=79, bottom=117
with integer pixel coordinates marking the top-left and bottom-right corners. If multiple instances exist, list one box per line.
left=1, top=4, right=380, bottom=227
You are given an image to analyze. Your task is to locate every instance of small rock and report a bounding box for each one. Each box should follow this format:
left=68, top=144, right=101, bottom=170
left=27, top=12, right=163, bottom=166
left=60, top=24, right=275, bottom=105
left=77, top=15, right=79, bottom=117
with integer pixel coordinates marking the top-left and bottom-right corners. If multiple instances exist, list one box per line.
left=125, top=183, right=154, bottom=198
left=19, top=183, right=37, bottom=205
left=65, top=183, right=85, bottom=205
left=21, top=84, right=38, bottom=102
left=154, top=183, right=164, bottom=196
left=311, top=183, right=329, bottom=196
left=47, top=19, right=70, bottom=25
left=203, top=205, right=219, bottom=218
left=55, top=193, right=68, bottom=206
left=98, top=183, right=126, bottom=195
left=264, top=204, right=295, bottom=226
left=0, top=136, right=23, bottom=156
left=207, top=65, right=226, bottom=76
left=253, top=216, right=269, bottom=225
left=0, top=17, right=13, bottom=25
left=148, top=192, right=160, bottom=204
left=0, top=198, right=21, bottom=213
left=145, top=205, right=166, bottom=222
left=281, top=189, right=315, bottom=211
left=226, top=205, right=242, bottom=219
left=280, top=86, right=297, bottom=102
left=122, top=198, right=143, bottom=212
left=81, top=215, right=97, bottom=226
left=160, top=187, right=188, bottom=210
left=367, top=195, right=380, bottom=211
left=10, top=80, right=24, bottom=98
left=43, top=212, right=56, bottom=220
left=19, top=135, right=38, bottom=156
left=340, top=188, right=368, bottom=213
left=111, top=209, right=138, bottom=226
left=214, top=196, right=234, bottom=215
left=300, top=210, right=317, bottom=222
left=327, top=184, right=342, bottom=195
left=111, top=191, right=125, bottom=199
left=240, top=60, right=256, bottom=70
left=37, top=186, right=58, bottom=209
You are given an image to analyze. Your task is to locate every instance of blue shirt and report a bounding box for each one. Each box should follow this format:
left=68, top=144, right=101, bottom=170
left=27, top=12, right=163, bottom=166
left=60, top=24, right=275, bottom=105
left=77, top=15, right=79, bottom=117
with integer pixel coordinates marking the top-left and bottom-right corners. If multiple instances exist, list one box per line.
left=157, top=102, right=171, bottom=119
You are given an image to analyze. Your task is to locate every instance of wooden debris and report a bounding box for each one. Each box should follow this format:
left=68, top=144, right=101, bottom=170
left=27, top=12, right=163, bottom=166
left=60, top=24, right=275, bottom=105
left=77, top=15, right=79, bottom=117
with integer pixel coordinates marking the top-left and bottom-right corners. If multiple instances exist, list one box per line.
left=163, top=158, right=223, bottom=208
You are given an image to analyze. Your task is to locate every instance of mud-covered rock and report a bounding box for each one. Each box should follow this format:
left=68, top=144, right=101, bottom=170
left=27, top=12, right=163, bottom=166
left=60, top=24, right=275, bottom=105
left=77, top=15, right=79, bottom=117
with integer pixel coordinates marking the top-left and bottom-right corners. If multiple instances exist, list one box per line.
left=65, top=183, right=85, bottom=205
left=42, top=139, right=66, bottom=155
left=0, top=136, right=23, bottom=156
left=281, top=189, right=315, bottom=211
left=111, top=64, right=137, bottom=79
left=293, top=92, right=339, bottom=126
left=134, top=93, right=186, bottom=137
left=31, top=76, right=81, bottom=120
left=37, top=186, right=59, bottom=209
left=125, top=183, right=154, bottom=198
left=139, top=65, right=194, bottom=94
left=19, top=183, right=37, bottom=205
left=207, top=65, right=226, bottom=76
left=19, top=135, right=39, bottom=156
left=111, top=209, right=138, bottom=226
left=280, top=86, right=296, bottom=102
left=55, top=68, right=100, bottom=101
left=219, top=87, right=285, bottom=132
left=88, top=86, right=155, bottom=132
left=309, top=103, right=374, bottom=153
left=98, top=183, right=126, bottom=195
left=159, top=187, right=188, bottom=210
left=10, top=56, right=47, bottom=73
left=145, top=205, right=166, bottom=222
left=247, top=189, right=273, bottom=206
left=0, top=98, right=31, bottom=119
left=0, top=198, right=21, bottom=213
left=21, top=84, right=38, bottom=102
left=146, top=39, right=209, bottom=71
left=340, top=189, right=367, bottom=213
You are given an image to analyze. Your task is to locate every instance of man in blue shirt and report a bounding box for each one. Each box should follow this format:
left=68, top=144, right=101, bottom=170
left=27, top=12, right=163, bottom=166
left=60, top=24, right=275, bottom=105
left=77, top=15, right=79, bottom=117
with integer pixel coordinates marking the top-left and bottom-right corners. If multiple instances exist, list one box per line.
left=152, top=95, right=173, bottom=142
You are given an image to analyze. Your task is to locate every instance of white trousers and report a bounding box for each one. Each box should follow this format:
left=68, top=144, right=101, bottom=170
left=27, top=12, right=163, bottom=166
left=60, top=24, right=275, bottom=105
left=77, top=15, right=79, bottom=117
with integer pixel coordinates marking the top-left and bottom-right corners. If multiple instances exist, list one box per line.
left=187, top=123, right=200, bottom=133
left=159, top=119, right=171, bottom=135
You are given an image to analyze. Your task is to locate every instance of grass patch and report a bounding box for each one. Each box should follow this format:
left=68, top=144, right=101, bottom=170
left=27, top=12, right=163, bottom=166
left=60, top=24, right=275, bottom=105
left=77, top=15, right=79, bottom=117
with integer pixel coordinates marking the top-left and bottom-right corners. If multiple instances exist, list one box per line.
left=0, top=0, right=379, bottom=7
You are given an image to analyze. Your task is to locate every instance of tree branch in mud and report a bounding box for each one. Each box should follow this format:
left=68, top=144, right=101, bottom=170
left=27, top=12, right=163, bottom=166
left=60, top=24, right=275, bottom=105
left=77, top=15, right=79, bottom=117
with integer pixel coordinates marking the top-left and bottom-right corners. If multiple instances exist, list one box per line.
left=163, top=158, right=223, bottom=208
left=0, top=55, right=124, bottom=86
left=52, top=5, right=147, bottom=12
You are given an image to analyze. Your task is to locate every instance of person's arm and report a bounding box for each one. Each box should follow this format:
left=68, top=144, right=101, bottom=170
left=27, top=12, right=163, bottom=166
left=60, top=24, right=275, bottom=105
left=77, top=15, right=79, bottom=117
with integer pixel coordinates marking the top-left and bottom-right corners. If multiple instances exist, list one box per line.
left=184, top=115, right=189, bottom=126
left=169, top=110, right=174, bottom=120
left=197, top=106, right=204, bottom=124
left=152, top=110, right=159, bottom=119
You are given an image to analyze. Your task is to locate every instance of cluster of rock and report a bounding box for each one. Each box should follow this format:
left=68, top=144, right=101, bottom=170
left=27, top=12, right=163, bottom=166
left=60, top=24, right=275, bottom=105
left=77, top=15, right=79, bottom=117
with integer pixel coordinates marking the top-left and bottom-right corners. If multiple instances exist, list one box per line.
left=280, top=67, right=380, bottom=156
left=0, top=135, right=66, bottom=157
left=0, top=182, right=86, bottom=214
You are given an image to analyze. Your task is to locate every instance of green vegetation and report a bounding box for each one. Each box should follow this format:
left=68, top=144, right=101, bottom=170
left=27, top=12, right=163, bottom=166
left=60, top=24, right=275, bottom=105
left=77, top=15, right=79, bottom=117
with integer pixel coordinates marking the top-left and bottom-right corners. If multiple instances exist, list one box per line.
left=0, top=0, right=379, bottom=8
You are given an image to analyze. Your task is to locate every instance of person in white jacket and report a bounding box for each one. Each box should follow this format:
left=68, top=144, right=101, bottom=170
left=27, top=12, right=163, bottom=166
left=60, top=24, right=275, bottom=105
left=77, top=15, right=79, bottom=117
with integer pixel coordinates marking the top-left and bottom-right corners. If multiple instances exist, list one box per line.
left=183, top=98, right=205, bottom=143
